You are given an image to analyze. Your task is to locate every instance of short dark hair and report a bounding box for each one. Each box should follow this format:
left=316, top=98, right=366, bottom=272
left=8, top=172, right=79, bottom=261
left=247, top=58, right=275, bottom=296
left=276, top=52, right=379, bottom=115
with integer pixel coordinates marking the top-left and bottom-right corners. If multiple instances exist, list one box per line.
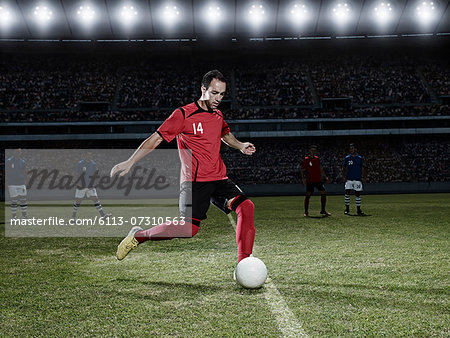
left=202, top=70, right=226, bottom=89
left=349, top=143, right=356, bottom=149
left=309, top=145, right=317, bottom=150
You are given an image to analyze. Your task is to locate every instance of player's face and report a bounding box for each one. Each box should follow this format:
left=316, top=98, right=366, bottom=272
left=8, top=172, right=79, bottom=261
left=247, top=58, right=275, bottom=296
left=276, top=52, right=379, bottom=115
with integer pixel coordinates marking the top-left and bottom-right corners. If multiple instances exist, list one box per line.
left=349, top=146, right=356, bottom=154
left=309, top=148, right=316, bottom=156
left=202, top=78, right=226, bottom=111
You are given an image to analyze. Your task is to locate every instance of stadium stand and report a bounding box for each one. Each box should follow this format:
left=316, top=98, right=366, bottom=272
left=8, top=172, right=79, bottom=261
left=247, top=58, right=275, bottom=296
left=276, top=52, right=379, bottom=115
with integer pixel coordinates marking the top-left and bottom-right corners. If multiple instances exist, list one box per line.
left=1, top=47, right=449, bottom=121
left=1, top=44, right=449, bottom=192
left=222, top=137, right=450, bottom=185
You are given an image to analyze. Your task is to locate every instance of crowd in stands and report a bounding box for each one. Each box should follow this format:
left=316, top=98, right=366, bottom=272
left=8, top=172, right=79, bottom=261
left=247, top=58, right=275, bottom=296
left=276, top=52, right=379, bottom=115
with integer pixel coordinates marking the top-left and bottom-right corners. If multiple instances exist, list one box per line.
left=421, top=62, right=450, bottom=96
left=2, top=51, right=450, bottom=120
left=396, top=141, right=450, bottom=182
left=234, top=61, right=313, bottom=106
left=118, top=65, right=199, bottom=108
left=1, top=105, right=448, bottom=122
left=0, top=56, right=117, bottom=110
left=310, top=56, right=430, bottom=104
left=2, top=136, right=449, bottom=189
left=222, top=137, right=450, bottom=184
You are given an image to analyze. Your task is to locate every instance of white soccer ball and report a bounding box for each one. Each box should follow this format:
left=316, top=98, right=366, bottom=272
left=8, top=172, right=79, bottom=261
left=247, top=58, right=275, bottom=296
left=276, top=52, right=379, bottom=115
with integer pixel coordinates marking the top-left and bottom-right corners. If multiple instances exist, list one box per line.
left=235, top=257, right=268, bottom=289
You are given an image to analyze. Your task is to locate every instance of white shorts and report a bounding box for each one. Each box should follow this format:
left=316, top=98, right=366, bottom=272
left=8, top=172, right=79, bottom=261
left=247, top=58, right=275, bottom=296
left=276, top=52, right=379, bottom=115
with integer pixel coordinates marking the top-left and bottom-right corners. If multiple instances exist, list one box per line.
left=75, top=188, right=98, bottom=199
left=345, top=180, right=363, bottom=191
left=8, top=185, right=27, bottom=198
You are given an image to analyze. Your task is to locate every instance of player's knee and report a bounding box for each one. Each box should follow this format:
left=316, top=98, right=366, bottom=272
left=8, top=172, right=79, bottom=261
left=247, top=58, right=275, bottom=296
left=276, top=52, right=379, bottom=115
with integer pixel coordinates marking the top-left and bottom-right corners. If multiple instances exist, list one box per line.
left=229, top=195, right=251, bottom=212
left=240, top=199, right=255, bottom=214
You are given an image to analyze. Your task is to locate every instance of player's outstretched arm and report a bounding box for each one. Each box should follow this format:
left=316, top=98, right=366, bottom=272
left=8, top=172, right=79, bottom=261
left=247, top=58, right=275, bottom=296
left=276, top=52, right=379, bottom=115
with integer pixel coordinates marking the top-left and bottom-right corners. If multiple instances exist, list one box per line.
left=222, top=132, right=256, bottom=155
left=110, top=132, right=163, bottom=177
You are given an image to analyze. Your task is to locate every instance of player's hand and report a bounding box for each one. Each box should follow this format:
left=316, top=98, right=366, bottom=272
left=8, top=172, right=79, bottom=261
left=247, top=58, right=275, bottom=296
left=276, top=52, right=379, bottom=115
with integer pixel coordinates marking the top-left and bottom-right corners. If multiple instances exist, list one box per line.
left=110, top=160, right=133, bottom=177
left=240, top=142, right=256, bottom=155
left=302, top=178, right=306, bottom=185
left=325, top=177, right=331, bottom=184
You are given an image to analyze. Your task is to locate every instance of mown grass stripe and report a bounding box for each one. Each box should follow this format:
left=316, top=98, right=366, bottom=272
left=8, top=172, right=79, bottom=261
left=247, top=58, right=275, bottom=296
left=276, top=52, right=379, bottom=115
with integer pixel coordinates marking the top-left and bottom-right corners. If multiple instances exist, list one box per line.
left=227, top=213, right=308, bottom=337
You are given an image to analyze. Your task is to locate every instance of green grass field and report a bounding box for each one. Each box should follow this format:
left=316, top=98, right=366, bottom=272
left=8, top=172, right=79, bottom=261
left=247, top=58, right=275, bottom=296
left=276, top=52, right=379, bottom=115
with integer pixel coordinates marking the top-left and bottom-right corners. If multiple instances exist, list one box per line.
left=1, top=194, right=449, bottom=337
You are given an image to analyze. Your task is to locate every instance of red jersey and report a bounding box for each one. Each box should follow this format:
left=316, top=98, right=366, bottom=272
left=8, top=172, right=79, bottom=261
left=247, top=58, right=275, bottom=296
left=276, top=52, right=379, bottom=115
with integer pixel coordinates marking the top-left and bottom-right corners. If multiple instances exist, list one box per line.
left=157, top=101, right=231, bottom=182
left=301, top=156, right=322, bottom=183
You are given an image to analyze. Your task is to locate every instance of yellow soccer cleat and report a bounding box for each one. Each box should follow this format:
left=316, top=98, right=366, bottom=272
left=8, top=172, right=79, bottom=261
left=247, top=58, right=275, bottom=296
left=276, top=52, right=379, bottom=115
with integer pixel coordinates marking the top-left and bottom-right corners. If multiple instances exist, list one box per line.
left=116, top=226, right=142, bottom=260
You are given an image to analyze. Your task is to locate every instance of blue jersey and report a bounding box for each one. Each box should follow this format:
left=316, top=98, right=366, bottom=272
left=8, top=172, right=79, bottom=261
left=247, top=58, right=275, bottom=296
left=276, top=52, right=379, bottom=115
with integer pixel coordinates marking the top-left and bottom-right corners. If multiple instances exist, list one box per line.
left=343, top=154, right=364, bottom=180
left=6, top=156, right=26, bottom=185
left=75, top=160, right=97, bottom=188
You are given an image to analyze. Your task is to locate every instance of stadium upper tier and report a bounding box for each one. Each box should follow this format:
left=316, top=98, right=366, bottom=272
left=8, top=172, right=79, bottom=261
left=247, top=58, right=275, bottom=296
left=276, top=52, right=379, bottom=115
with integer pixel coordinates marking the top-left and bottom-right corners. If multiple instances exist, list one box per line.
left=0, top=47, right=449, bottom=121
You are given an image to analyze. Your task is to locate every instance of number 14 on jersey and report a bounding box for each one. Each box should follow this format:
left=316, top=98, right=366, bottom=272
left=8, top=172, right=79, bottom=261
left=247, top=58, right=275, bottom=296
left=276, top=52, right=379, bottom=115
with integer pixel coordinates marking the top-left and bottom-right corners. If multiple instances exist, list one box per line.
left=193, top=122, right=204, bottom=134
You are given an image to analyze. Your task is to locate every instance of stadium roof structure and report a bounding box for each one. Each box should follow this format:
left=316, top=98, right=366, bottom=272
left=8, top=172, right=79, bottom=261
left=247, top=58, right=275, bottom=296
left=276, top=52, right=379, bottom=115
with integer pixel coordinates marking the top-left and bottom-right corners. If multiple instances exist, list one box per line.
left=0, top=0, right=449, bottom=41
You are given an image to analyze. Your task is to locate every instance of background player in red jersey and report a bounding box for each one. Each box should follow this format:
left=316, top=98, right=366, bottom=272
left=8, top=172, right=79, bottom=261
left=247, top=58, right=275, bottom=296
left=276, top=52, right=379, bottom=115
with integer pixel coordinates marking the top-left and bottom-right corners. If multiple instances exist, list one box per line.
left=111, top=70, right=256, bottom=263
left=301, top=145, right=332, bottom=217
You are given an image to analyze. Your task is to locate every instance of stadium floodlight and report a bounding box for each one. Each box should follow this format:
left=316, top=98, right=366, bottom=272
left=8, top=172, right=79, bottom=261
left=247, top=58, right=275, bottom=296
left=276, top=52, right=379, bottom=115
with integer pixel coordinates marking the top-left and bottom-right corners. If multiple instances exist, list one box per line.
left=0, top=5, right=14, bottom=28
left=33, top=4, right=54, bottom=25
left=160, top=2, right=181, bottom=27
left=76, top=4, right=96, bottom=26
left=287, top=2, right=310, bottom=26
left=331, top=2, right=352, bottom=25
left=416, top=1, right=438, bottom=25
left=247, top=2, right=266, bottom=27
left=118, top=4, right=139, bottom=26
left=201, top=2, right=225, bottom=28
left=373, top=2, right=394, bottom=25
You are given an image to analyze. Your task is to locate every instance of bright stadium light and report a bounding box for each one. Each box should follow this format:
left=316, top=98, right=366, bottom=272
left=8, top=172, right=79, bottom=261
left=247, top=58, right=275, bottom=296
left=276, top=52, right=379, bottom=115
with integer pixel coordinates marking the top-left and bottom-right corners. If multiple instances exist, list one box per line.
left=416, top=1, right=438, bottom=25
left=33, top=4, right=54, bottom=25
left=0, top=5, right=14, bottom=28
left=201, top=2, right=225, bottom=28
left=331, top=2, right=352, bottom=25
left=247, top=2, right=266, bottom=26
left=373, top=2, right=393, bottom=23
left=119, top=4, right=139, bottom=26
left=76, top=4, right=96, bottom=25
left=160, top=3, right=181, bottom=27
left=288, top=2, right=310, bottom=26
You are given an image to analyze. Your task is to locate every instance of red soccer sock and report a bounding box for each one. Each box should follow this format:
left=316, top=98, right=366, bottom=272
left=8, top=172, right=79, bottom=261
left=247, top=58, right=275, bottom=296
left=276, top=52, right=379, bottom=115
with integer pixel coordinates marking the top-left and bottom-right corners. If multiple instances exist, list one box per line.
left=235, top=199, right=256, bottom=262
left=135, top=218, right=200, bottom=243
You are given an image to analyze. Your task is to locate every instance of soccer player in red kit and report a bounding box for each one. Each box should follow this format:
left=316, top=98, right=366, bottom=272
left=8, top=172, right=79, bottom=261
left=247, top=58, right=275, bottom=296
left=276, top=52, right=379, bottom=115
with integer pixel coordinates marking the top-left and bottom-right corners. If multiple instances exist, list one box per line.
left=111, top=70, right=256, bottom=263
left=301, top=145, right=331, bottom=217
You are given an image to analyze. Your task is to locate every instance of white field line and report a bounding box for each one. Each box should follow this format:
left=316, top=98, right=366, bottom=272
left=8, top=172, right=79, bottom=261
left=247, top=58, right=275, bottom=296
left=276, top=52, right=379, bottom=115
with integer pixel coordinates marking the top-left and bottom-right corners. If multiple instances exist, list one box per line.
left=227, top=214, right=308, bottom=338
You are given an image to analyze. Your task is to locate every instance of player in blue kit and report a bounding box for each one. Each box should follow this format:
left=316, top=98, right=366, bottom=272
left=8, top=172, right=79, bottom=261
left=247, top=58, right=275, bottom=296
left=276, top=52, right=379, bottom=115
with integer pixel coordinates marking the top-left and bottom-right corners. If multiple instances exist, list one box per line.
left=6, top=149, right=28, bottom=219
left=71, top=152, right=111, bottom=222
left=342, top=143, right=367, bottom=215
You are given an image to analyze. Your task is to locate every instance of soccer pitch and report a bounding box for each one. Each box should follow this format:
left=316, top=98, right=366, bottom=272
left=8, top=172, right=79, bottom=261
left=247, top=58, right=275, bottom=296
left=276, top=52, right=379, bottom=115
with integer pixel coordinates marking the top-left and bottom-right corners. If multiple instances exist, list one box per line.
left=1, top=194, right=449, bottom=336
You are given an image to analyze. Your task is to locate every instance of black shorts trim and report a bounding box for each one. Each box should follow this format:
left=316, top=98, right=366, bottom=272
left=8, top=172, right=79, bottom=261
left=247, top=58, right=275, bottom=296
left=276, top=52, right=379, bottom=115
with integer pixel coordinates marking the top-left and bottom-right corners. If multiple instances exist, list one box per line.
left=179, top=179, right=244, bottom=220
left=306, top=182, right=326, bottom=193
